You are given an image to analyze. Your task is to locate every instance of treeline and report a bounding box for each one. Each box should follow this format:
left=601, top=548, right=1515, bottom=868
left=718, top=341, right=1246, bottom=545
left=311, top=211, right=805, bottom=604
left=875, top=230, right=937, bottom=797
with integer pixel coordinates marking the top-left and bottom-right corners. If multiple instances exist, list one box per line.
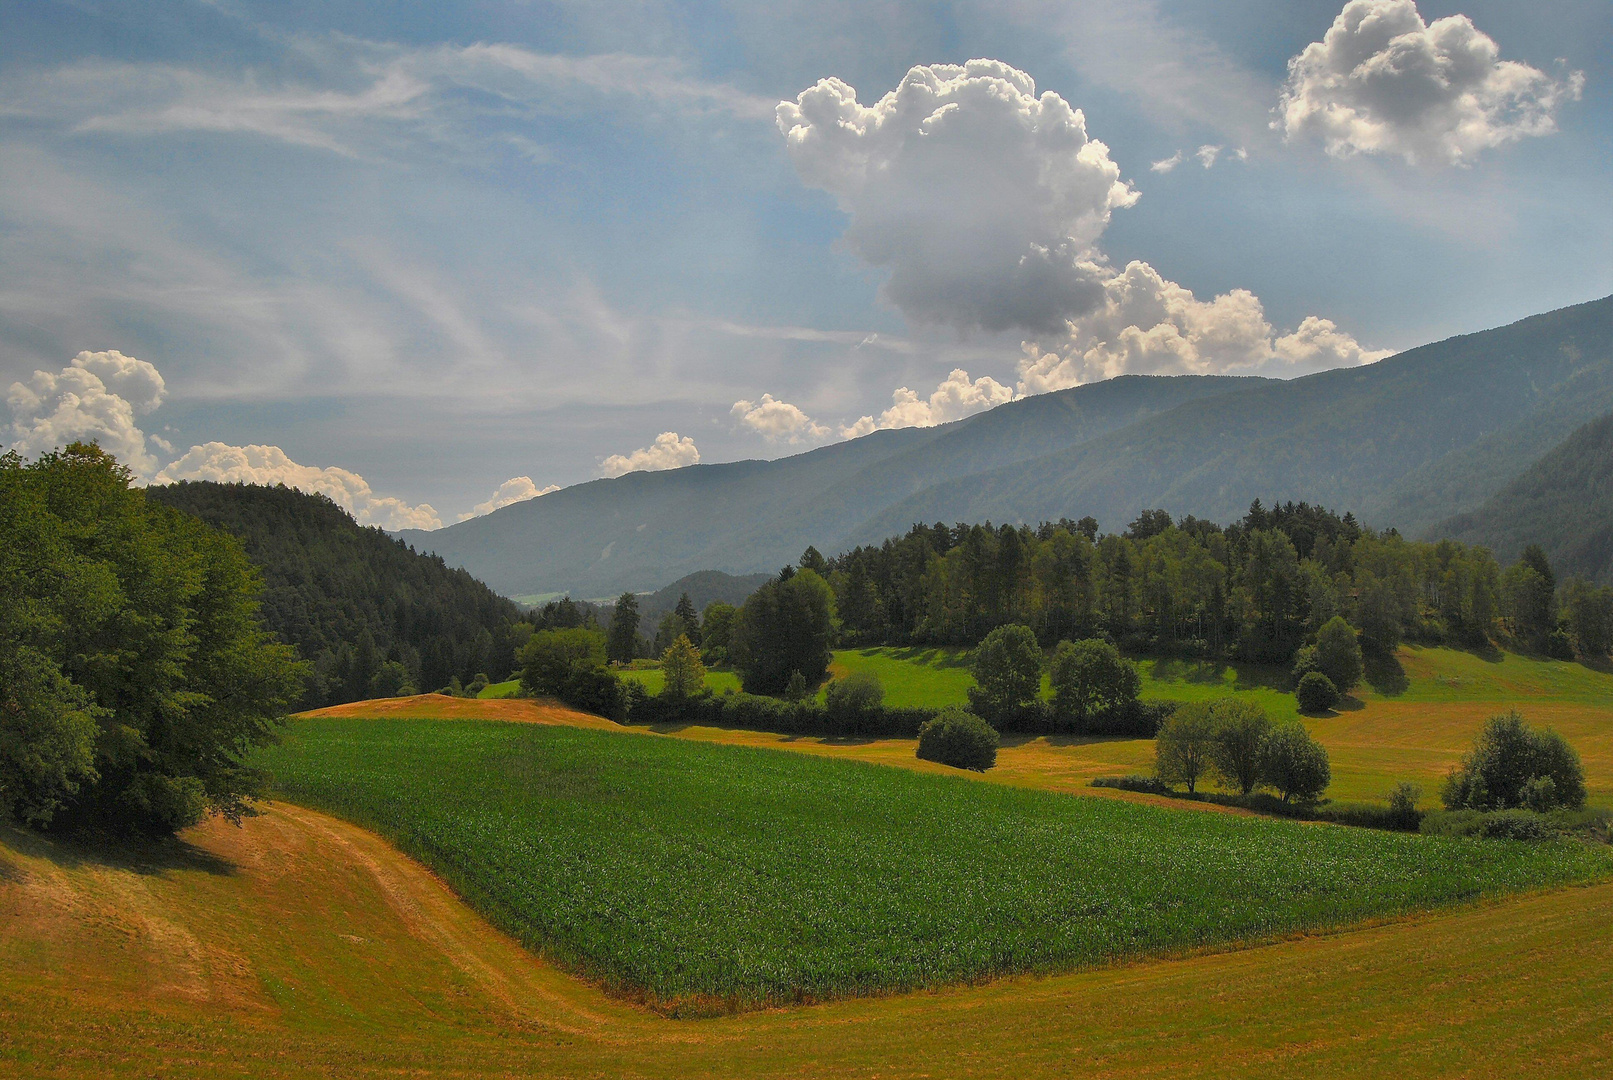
left=149, top=481, right=524, bottom=707
left=814, top=501, right=1613, bottom=664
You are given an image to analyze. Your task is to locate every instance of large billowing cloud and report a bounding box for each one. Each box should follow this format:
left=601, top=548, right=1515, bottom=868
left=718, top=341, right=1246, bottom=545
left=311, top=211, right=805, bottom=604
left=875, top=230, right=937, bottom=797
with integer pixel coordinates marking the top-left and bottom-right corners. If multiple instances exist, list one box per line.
left=600, top=431, right=700, bottom=477
left=1016, top=261, right=1393, bottom=391
left=156, top=442, right=443, bottom=531
left=731, top=394, right=830, bottom=444
left=1275, top=0, right=1584, bottom=165
left=840, top=368, right=1014, bottom=437
left=458, top=475, right=559, bottom=522
left=777, top=59, right=1137, bottom=335
left=7, top=350, right=167, bottom=476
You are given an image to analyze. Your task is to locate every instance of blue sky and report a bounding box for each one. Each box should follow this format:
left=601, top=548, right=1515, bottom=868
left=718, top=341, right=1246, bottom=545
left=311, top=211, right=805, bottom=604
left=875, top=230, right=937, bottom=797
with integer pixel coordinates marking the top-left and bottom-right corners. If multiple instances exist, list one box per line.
left=3, top=0, right=1609, bottom=527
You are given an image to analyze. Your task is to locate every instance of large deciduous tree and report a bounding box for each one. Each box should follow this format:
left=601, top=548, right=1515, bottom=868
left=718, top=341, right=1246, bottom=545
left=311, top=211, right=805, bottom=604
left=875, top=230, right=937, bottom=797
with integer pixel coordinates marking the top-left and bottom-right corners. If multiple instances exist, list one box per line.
left=1, top=444, right=304, bottom=834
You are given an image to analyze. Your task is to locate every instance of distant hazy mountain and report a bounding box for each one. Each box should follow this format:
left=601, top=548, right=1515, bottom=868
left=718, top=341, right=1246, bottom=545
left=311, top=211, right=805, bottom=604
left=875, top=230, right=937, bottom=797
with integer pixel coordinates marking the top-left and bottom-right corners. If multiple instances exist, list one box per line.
left=399, top=374, right=1255, bottom=596
left=1433, top=411, right=1613, bottom=584
left=403, top=294, right=1613, bottom=598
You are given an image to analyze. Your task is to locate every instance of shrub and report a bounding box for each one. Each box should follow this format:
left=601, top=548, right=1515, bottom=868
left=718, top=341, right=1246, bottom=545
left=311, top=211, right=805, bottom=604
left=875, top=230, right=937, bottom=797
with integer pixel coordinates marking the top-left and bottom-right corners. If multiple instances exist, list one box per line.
left=1421, top=808, right=1557, bottom=842
left=967, top=625, right=1043, bottom=727
left=783, top=670, right=809, bottom=702
left=1207, top=699, right=1272, bottom=795
left=1155, top=702, right=1218, bottom=793
left=1295, top=671, right=1339, bottom=713
left=1258, top=723, right=1331, bottom=803
left=1387, top=781, right=1423, bottom=829
left=561, top=663, right=629, bottom=722
left=916, top=707, right=998, bottom=772
left=1442, top=711, right=1587, bottom=812
left=1090, top=775, right=1173, bottom=795
left=466, top=673, right=490, bottom=696
left=824, top=671, right=885, bottom=735
left=1049, top=639, right=1141, bottom=733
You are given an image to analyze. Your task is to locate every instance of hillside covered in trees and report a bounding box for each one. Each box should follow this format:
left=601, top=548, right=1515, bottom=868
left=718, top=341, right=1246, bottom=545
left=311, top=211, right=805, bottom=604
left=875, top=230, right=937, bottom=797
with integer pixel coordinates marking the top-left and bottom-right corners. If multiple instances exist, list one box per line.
left=1436, top=411, right=1613, bottom=585
left=149, top=482, right=523, bottom=707
left=403, top=295, right=1613, bottom=598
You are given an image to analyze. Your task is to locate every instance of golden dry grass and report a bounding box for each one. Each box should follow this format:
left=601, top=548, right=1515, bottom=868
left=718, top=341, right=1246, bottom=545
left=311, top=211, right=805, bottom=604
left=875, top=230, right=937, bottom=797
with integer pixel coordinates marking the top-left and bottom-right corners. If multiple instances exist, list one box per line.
left=2, top=805, right=1610, bottom=1078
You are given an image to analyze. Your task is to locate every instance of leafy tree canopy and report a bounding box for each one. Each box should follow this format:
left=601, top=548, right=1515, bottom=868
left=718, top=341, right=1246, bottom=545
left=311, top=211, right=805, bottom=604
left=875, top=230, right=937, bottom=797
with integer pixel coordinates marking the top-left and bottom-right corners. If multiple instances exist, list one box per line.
left=2, top=445, right=304, bottom=834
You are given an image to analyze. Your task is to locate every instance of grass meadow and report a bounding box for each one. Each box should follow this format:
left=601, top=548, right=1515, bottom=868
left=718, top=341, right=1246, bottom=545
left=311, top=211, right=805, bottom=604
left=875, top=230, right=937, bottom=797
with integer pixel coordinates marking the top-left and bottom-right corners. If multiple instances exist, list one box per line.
left=253, top=717, right=1608, bottom=1014
left=619, top=667, right=744, bottom=696
left=825, top=644, right=1613, bottom=807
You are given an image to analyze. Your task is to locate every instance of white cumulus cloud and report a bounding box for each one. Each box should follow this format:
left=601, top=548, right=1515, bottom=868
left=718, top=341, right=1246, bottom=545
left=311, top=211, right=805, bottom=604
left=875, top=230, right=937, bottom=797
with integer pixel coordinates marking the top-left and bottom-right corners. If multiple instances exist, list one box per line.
left=1015, top=261, right=1394, bottom=391
left=7, top=350, right=167, bottom=476
left=600, top=431, right=700, bottom=477
left=1150, top=151, right=1183, bottom=173
left=155, top=442, right=443, bottom=531
left=777, top=59, right=1137, bottom=335
left=457, top=475, right=559, bottom=522
left=1275, top=0, right=1584, bottom=165
left=840, top=368, right=1015, bottom=437
left=731, top=394, right=830, bottom=444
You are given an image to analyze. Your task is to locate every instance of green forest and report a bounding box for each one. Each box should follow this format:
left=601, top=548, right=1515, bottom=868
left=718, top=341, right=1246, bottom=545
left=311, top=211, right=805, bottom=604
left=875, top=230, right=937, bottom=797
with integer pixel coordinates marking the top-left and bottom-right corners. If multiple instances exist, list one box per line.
left=149, top=481, right=524, bottom=707
left=811, top=501, right=1613, bottom=664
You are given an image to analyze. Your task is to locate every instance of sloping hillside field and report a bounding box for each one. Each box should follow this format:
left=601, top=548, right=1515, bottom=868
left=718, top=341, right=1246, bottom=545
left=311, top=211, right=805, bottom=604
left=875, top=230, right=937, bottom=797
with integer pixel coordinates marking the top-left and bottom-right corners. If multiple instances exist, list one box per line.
left=255, top=718, right=1608, bottom=1014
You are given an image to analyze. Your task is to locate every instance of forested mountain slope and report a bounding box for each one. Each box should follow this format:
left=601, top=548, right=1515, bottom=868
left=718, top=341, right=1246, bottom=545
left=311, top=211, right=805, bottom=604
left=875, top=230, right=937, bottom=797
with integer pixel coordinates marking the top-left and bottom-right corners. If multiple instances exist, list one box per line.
left=406, top=295, right=1613, bottom=598
left=1434, top=411, right=1613, bottom=584
left=399, top=374, right=1254, bottom=596
left=149, top=481, right=523, bottom=705
left=844, top=294, right=1613, bottom=549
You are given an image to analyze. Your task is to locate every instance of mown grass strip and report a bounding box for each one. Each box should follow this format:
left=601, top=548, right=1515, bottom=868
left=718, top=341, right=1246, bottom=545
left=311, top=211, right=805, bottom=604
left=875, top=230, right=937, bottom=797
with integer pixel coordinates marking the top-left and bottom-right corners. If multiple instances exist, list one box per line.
left=256, top=718, right=1612, bottom=1014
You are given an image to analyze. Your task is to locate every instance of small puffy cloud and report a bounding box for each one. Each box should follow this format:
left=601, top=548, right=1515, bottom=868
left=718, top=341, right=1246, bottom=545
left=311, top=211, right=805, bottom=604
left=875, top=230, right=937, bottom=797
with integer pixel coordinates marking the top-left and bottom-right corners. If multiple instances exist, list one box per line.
left=1015, top=261, right=1392, bottom=392
left=600, top=432, right=700, bottom=477
left=457, top=476, right=559, bottom=522
left=1275, top=0, right=1584, bottom=165
left=1150, top=151, right=1183, bottom=173
left=156, top=442, right=442, bottom=530
left=778, top=59, right=1137, bottom=335
left=730, top=394, right=830, bottom=444
left=841, top=368, right=1014, bottom=436
left=7, top=350, right=166, bottom=476
left=1196, top=144, right=1222, bottom=168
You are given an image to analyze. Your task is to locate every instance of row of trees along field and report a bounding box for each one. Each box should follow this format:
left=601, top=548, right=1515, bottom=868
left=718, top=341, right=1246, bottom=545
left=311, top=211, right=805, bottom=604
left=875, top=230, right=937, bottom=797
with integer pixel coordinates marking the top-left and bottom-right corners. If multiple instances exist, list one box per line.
left=810, top=501, right=1613, bottom=664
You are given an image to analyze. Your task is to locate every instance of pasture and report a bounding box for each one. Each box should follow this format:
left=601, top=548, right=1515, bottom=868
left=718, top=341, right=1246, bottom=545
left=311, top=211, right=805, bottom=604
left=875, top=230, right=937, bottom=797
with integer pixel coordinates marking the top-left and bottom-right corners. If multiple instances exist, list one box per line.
left=252, top=717, right=1606, bottom=1014
left=620, top=667, right=744, bottom=696
left=824, top=645, right=1613, bottom=806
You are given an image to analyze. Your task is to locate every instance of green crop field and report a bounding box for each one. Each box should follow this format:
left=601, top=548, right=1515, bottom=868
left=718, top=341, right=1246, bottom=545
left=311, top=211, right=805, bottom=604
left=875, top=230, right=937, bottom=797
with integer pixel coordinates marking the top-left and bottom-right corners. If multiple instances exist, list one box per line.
left=255, top=717, right=1608, bottom=1014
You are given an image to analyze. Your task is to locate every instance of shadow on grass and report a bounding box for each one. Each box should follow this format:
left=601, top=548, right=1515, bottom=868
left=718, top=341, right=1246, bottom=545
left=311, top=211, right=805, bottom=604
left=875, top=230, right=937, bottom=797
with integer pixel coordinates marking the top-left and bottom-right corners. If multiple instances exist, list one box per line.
left=643, top=721, right=883, bottom=747
left=996, top=732, right=1147, bottom=750
left=1146, top=657, right=1293, bottom=693
left=1332, top=694, right=1366, bottom=713
left=1364, top=650, right=1410, bottom=697
left=867, top=646, right=972, bottom=670
left=0, top=821, right=237, bottom=878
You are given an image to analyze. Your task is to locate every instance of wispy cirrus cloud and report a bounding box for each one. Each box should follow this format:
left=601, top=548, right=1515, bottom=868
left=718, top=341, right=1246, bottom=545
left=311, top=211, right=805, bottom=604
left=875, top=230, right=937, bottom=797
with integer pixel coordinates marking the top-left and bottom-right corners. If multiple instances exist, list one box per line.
left=0, top=37, right=775, bottom=159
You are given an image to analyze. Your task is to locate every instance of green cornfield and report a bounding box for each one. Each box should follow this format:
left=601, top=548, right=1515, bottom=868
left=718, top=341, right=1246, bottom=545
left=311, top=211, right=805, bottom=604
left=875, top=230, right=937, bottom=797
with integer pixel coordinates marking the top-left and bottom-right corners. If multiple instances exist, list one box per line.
left=257, top=718, right=1611, bottom=1014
